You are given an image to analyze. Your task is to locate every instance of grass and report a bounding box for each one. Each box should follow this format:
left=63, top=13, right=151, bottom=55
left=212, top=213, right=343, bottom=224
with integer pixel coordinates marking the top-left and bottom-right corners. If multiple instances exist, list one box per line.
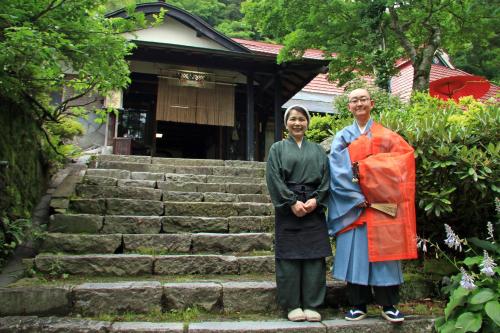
left=9, top=272, right=277, bottom=287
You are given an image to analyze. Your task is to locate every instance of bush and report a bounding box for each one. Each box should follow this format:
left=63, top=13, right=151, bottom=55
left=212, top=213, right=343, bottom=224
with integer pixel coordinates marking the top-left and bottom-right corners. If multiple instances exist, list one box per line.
left=380, top=94, right=499, bottom=240
left=311, top=85, right=499, bottom=243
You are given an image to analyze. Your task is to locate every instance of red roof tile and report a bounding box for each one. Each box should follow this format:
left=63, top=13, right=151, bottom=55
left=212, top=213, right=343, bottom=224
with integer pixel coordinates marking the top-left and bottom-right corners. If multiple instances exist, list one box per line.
left=391, top=63, right=498, bottom=102
left=232, top=39, right=498, bottom=102
left=232, top=38, right=326, bottom=59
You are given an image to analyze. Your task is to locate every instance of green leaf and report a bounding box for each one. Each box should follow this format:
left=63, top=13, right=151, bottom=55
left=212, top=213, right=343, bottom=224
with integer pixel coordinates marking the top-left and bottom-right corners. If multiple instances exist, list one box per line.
left=468, top=237, right=500, bottom=254
left=463, top=256, right=482, bottom=266
left=485, top=301, right=500, bottom=326
left=455, top=312, right=482, bottom=332
left=445, top=287, right=470, bottom=320
left=470, top=289, right=495, bottom=304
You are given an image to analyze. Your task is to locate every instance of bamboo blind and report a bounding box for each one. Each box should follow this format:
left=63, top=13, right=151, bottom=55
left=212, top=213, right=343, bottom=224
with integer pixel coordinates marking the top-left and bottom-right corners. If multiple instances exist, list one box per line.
left=156, top=77, right=234, bottom=126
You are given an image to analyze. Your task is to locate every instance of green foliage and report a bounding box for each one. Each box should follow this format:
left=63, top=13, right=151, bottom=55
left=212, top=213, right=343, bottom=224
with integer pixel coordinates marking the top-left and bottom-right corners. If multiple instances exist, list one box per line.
left=241, top=0, right=499, bottom=90
left=428, top=209, right=500, bottom=333
left=381, top=94, right=499, bottom=238
left=0, top=0, right=157, bottom=266
left=0, top=218, right=32, bottom=267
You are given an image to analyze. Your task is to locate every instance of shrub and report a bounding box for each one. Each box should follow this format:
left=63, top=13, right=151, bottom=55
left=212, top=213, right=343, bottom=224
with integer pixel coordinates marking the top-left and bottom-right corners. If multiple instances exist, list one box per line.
left=418, top=199, right=499, bottom=333
left=312, top=86, right=499, bottom=243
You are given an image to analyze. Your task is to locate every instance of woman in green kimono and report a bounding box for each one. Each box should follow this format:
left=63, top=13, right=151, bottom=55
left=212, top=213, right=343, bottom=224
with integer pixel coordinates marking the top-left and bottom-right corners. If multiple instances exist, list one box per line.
left=266, top=105, right=331, bottom=322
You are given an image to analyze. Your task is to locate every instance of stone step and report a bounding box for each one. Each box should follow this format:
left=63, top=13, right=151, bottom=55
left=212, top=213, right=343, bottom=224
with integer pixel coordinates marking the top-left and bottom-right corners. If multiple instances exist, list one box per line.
left=96, top=161, right=265, bottom=178
left=84, top=169, right=267, bottom=185
left=96, top=154, right=267, bottom=169
left=40, top=233, right=273, bottom=255
left=0, top=315, right=435, bottom=332
left=48, top=214, right=274, bottom=234
left=32, top=254, right=275, bottom=276
left=67, top=199, right=273, bottom=217
left=75, top=184, right=270, bottom=203
left=0, top=280, right=348, bottom=317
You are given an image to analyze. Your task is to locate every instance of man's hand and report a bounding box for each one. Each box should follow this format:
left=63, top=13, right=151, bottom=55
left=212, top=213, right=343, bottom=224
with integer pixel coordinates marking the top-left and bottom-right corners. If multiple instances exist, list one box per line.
left=304, top=198, right=317, bottom=213
left=291, top=201, right=307, bottom=217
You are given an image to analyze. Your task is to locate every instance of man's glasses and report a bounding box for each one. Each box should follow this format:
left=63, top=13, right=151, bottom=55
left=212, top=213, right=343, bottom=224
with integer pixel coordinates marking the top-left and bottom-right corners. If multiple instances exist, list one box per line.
left=349, top=97, right=371, bottom=104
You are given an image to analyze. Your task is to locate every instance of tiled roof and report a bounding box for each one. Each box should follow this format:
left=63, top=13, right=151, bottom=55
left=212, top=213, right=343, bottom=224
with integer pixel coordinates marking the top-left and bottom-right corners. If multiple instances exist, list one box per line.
left=232, top=38, right=326, bottom=59
left=302, top=74, right=344, bottom=95
left=233, top=38, right=498, bottom=102
left=391, top=63, right=498, bottom=102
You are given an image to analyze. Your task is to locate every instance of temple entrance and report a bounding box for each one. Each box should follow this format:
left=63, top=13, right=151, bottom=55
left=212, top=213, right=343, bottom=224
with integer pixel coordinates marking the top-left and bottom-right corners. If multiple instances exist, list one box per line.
left=154, top=121, right=225, bottom=159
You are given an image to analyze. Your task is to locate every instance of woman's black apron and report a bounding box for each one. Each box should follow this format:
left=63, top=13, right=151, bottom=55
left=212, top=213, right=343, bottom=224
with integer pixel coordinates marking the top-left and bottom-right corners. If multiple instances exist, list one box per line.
left=274, top=183, right=332, bottom=259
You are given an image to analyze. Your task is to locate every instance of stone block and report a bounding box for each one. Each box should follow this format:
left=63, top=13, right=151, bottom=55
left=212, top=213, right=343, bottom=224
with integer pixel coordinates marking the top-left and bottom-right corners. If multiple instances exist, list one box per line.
left=69, top=199, right=106, bottom=214
left=50, top=198, right=69, bottom=210
left=260, top=216, right=275, bottom=232
left=99, top=161, right=151, bottom=172
left=213, top=167, right=265, bottom=178
left=106, top=198, right=164, bottom=216
left=49, top=214, right=103, bottom=233
left=154, top=255, right=238, bottom=275
left=234, top=203, right=273, bottom=216
left=207, top=175, right=259, bottom=184
left=191, top=233, right=272, bottom=254
left=35, top=254, right=153, bottom=276
left=82, top=175, right=118, bottom=186
left=203, top=192, right=237, bottom=202
left=110, top=322, right=184, bottom=333
left=131, top=171, right=165, bottom=181
left=161, top=216, right=228, bottom=233
left=163, top=282, right=222, bottom=311
left=322, top=317, right=435, bottom=333
left=76, top=185, right=162, bottom=200
left=98, top=155, right=151, bottom=164
left=325, top=281, right=348, bottom=308
left=162, top=191, right=204, bottom=202
left=123, top=234, right=191, bottom=254
left=237, top=256, right=275, bottom=274
left=102, top=216, right=161, bottom=234
left=157, top=181, right=199, bottom=192
left=117, top=179, right=157, bottom=188
left=227, top=216, right=263, bottom=233
left=225, top=183, right=264, bottom=194
left=40, top=233, right=121, bottom=254
left=147, top=164, right=176, bottom=174
left=188, top=321, right=325, bottom=333
left=222, top=281, right=277, bottom=313
left=73, top=282, right=162, bottom=316
left=152, top=157, right=223, bottom=166
left=52, top=175, right=82, bottom=198
left=164, top=202, right=237, bottom=217
left=164, top=173, right=207, bottom=183
left=0, top=286, right=71, bottom=316
left=174, top=166, right=213, bottom=175
left=224, top=160, right=266, bottom=168
left=196, top=183, right=225, bottom=192
left=237, top=194, right=270, bottom=203
left=86, top=168, right=131, bottom=179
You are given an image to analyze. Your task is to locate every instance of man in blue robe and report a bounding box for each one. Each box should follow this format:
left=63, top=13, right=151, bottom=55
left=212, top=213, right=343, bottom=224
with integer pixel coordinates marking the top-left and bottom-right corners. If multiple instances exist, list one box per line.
left=328, top=88, right=412, bottom=323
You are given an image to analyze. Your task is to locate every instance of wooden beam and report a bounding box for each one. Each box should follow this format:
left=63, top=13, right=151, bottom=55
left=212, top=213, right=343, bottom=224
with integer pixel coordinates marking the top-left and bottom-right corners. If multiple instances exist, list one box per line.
left=246, top=72, right=255, bottom=161
left=274, top=74, right=283, bottom=142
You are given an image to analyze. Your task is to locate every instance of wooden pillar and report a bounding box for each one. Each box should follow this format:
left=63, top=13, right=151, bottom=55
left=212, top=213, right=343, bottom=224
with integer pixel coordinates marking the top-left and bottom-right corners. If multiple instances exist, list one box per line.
left=246, top=72, right=255, bottom=161
left=274, top=74, right=283, bottom=142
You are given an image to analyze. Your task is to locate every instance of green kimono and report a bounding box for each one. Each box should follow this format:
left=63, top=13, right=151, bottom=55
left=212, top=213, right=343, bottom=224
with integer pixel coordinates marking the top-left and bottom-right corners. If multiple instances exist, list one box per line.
left=266, top=136, right=331, bottom=259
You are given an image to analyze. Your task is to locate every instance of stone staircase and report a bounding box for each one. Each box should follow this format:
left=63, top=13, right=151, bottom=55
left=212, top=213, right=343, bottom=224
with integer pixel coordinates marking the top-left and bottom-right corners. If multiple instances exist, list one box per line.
left=0, top=155, right=435, bottom=332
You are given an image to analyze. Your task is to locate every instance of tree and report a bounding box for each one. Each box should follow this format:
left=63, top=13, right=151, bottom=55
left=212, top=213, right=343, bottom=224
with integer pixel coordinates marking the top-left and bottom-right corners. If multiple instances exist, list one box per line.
left=0, top=0, right=160, bottom=157
left=242, top=0, right=499, bottom=92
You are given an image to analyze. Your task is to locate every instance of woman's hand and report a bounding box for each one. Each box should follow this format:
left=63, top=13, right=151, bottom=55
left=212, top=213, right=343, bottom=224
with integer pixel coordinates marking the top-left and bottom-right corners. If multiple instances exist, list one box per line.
left=304, top=198, right=317, bottom=213
left=291, top=201, right=307, bottom=217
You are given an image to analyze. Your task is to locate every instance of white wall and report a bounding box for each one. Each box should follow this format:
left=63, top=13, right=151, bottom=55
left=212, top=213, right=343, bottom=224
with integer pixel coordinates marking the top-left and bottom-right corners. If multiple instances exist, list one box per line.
left=124, top=17, right=228, bottom=51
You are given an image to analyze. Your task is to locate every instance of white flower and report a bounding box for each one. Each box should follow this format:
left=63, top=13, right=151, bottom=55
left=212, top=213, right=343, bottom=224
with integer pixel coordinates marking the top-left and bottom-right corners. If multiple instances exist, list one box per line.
left=486, top=221, right=494, bottom=241
left=417, top=236, right=428, bottom=253
left=460, top=267, right=477, bottom=290
left=480, top=250, right=497, bottom=277
left=444, top=224, right=463, bottom=251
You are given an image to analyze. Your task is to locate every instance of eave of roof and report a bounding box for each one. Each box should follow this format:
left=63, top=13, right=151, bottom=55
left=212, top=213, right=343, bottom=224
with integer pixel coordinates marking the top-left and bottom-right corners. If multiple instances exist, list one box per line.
left=106, top=2, right=250, bottom=53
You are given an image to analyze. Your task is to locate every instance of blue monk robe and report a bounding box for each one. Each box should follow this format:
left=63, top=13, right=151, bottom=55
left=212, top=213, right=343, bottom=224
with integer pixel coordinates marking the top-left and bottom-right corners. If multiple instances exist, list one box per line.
left=327, top=119, right=403, bottom=286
